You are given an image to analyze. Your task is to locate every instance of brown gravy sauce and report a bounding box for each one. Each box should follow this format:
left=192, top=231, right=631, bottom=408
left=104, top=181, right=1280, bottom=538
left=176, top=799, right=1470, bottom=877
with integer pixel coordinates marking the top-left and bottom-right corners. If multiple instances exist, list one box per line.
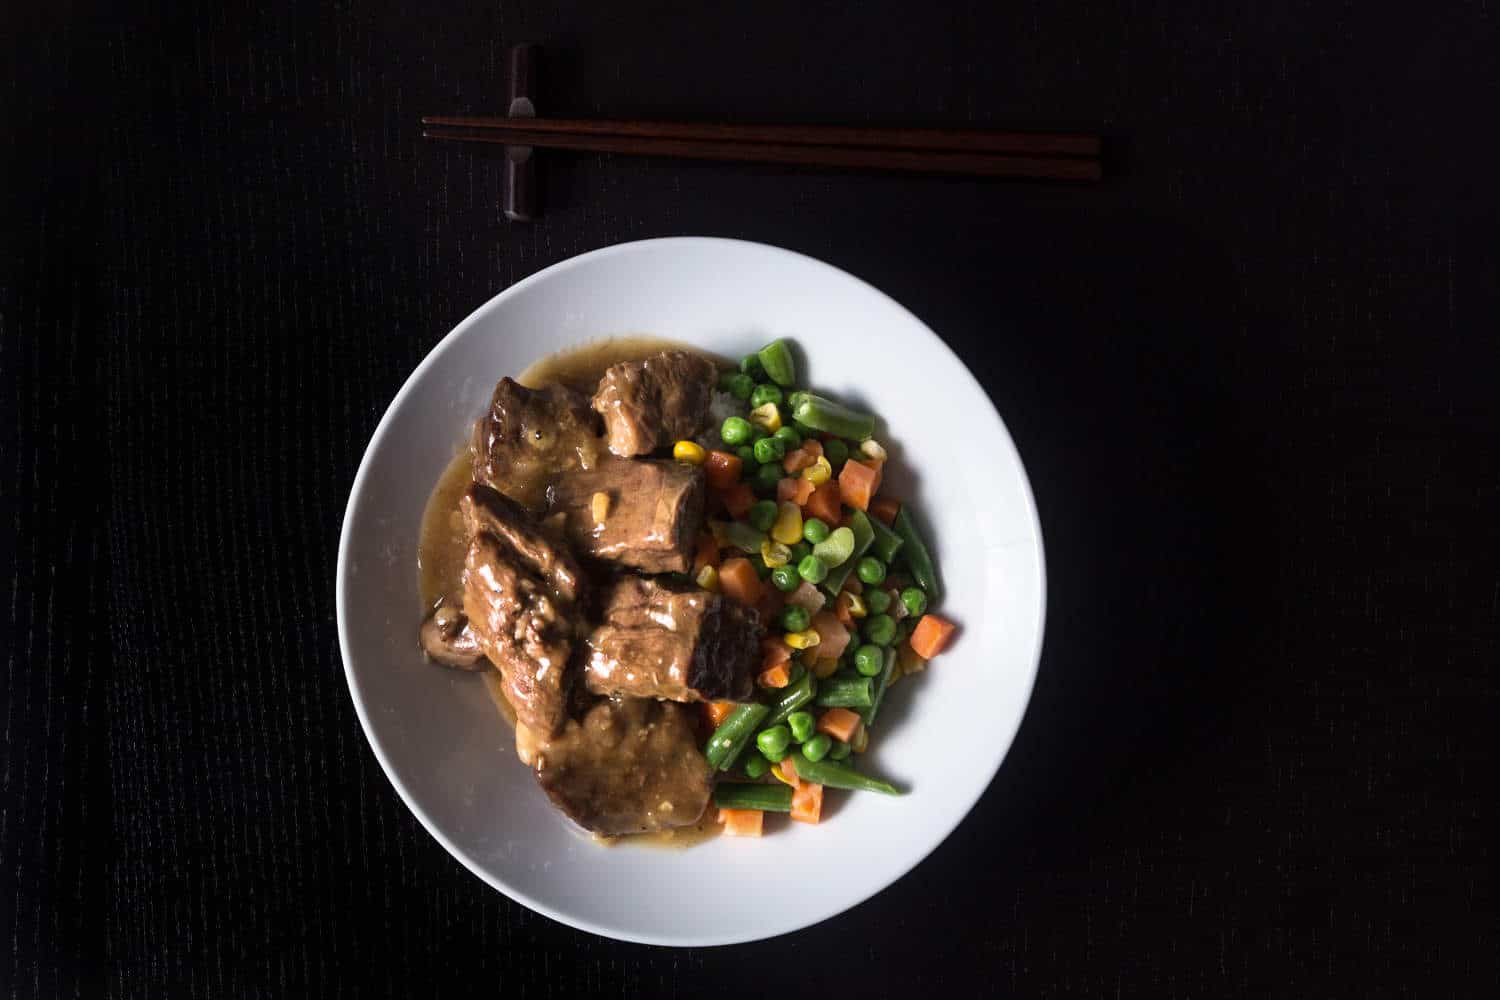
left=417, top=336, right=725, bottom=848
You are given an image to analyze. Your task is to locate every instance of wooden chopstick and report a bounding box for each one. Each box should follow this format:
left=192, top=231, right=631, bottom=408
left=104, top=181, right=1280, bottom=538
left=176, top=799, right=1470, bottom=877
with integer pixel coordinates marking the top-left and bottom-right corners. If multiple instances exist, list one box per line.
left=421, top=119, right=1102, bottom=182
left=421, top=115, right=1100, bottom=159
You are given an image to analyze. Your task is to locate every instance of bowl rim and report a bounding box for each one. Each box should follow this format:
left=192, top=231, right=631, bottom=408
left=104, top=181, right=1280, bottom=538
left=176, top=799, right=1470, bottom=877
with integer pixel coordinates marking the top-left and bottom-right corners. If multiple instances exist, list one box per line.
left=335, top=236, right=1047, bottom=945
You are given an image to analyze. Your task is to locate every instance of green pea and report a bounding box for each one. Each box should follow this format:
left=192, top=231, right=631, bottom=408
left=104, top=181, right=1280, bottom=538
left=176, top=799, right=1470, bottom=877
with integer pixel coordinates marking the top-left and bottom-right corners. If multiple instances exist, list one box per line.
left=756, top=724, right=791, bottom=760
left=802, top=518, right=831, bottom=544
left=743, top=754, right=769, bottom=779
left=864, top=613, right=896, bottom=646
left=824, top=438, right=850, bottom=467
left=735, top=445, right=758, bottom=466
left=717, top=370, right=739, bottom=391
left=726, top=373, right=754, bottom=400
left=787, top=710, right=816, bottom=743
left=773, top=425, right=803, bottom=450
left=739, top=353, right=765, bottom=378
left=853, top=643, right=885, bottom=677
left=747, top=500, right=778, bottom=533
left=771, top=565, right=800, bottom=592
left=802, top=733, right=832, bottom=762
left=829, top=739, right=852, bottom=761
left=901, top=586, right=929, bottom=618
left=753, top=436, right=786, bottom=465
left=856, top=556, right=887, bottom=586
left=721, top=415, right=754, bottom=445
left=789, top=541, right=812, bottom=563
left=797, top=554, right=828, bottom=584
left=866, top=589, right=892, bottom=615
left=753, top=463, right=784, bottom=496
left=750, top=383, right=783, bottom=409
left=780, top=605, right=811, bottom=633
left=750, top=425, right=770, bottom=442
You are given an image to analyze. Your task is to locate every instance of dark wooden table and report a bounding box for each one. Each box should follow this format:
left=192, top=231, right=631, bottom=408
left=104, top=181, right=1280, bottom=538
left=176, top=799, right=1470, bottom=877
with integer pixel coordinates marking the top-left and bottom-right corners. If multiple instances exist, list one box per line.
left=6, top=2, right=1496, bottom=996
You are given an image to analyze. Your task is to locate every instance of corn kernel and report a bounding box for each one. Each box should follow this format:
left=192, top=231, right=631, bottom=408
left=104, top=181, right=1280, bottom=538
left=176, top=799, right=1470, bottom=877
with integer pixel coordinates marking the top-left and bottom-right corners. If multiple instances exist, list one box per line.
left=760, top=539, right=791, bottom=567
left=770, top=501, right=803, bottom=545
left=590, top=491, right=611, bottom=523
left=748, top=402, right=782, bottom=433
left=673, top=440, right=707, bottom=465
left=770, top=763, right=797, bottom=787
left=812, top=656, right=840, bottom=679
left=802, top=455, right=833, bottom=485
left=783, top=628, right=822, bottom=650
left=842, top=591, right=868, bottom=619
left=695, top=564, right=720, bottom=592
left=860, top=439, right=888, bottom=463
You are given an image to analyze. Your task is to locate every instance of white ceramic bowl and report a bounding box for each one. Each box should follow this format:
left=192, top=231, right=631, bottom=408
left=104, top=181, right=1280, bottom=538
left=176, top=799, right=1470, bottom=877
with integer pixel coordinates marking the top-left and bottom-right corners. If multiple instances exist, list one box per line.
left=337, top=237, right=1045, bottom=945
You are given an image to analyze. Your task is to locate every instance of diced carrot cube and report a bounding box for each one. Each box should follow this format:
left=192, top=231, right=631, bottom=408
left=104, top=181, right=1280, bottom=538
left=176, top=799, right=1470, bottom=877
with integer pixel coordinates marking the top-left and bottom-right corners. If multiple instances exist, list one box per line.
left=705, top=701, right=737, bottom=727
left=758, top=663, right=791, bottom=689
left=720, top=482, right=755, bottom=520
left=790, top=781, right=824, bottom=824
left=779, top=755, right=800, bottom=785
left=719, top=557, right=763, bottom=606
left=838, top=459, right=882, bottom=512
left=778, top=477, right=816, bottom=506
left=909, top=614, right=957, bottom=660
left=783, top=448, right=816, bottom=474
left=817, top=707, right=862, bottom=743
left=810, top=610, right=851, bottom=660
left=804, top=480, right=843, bottom=524
left=693, top=533, right=720, bottom=574
left=719, top=808, right=764, bottom=836
left=704, top=450, right=743, bottom=490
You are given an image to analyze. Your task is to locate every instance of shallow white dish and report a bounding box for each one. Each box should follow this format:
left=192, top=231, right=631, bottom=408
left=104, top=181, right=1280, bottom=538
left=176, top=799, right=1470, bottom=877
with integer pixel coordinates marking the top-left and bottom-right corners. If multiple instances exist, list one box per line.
left=337, top=237, right=1045, bottom=946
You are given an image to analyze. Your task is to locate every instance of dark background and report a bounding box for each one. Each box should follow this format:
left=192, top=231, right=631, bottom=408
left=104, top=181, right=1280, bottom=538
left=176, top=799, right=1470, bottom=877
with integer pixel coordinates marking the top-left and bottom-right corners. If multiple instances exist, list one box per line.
left=5, top=1, right=1497, bottom=996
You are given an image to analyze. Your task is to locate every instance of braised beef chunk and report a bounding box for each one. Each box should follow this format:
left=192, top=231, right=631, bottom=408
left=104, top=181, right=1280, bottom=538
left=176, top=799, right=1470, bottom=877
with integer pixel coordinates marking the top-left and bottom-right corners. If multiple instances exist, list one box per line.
left=546, top=457, right=705, bottom=574
left=459, top=485, right=586, bottom=736
left=534, top=697, right=714, bottom=835
left=584, top=576, right=760, bottom=703
left=419, top=597, right=487, bottom=670
left=592, top=350, right=717, bottom=457
left=463, top=484, right=585, bottom=603
left=472, top=378, right=602, bottom=504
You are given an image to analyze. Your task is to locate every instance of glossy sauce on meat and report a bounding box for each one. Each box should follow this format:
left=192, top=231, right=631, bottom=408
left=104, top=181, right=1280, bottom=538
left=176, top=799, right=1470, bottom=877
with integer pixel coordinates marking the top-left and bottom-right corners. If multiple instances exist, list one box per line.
left=415, top=336, right=726, bottom=846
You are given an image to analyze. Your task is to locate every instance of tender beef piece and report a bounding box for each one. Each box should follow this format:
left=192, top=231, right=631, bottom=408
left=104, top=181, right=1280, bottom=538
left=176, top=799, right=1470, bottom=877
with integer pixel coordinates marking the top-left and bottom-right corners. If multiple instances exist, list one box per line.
left=546, top=457, right=705, bottom=574
left=463, top=484, right=585, bottom=603
left=592, top=351, right=717, bottom=457
left=583, top=576, right=760, bottom=703
left=533, top=697, right=714, bottom=836
left=419, top=597, right=487, bottom=670
left=459, top=485, right=586, bottom=736
left=471, top=378, right=603, bottom=504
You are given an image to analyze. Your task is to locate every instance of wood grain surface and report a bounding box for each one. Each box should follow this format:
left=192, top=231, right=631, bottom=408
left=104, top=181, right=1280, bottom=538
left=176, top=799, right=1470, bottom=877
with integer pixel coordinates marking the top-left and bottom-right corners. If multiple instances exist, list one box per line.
left=4, top=1, right=1497, bottom=996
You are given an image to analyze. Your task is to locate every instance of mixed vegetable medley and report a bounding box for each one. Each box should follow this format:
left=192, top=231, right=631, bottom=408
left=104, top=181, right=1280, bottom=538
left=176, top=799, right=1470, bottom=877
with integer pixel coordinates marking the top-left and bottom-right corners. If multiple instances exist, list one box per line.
left=675, top=338, right=958, bottom=836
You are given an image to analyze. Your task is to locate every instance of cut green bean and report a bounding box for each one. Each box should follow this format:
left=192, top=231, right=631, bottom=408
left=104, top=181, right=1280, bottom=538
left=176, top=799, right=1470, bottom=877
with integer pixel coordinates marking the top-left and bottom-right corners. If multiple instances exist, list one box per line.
left=814, top=674, right=874, bottom=708
left=704, top=703, right=771, bottom=771
left=869, top=516, right=905, bottom=565
left=714, top=782, right=794, bottom=812
left=892, top=507, right=941, bottom=602
left=764, top=671, right=818, bottom=728
left=822, top=509, right=876, bottom=595
left=756, top=339, right=797, bottom=386
left=861, top=647, right=898, bottom=727
left=791, top=394, right=876, bottom=441
left=791, top=752, right=902, bottom=795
